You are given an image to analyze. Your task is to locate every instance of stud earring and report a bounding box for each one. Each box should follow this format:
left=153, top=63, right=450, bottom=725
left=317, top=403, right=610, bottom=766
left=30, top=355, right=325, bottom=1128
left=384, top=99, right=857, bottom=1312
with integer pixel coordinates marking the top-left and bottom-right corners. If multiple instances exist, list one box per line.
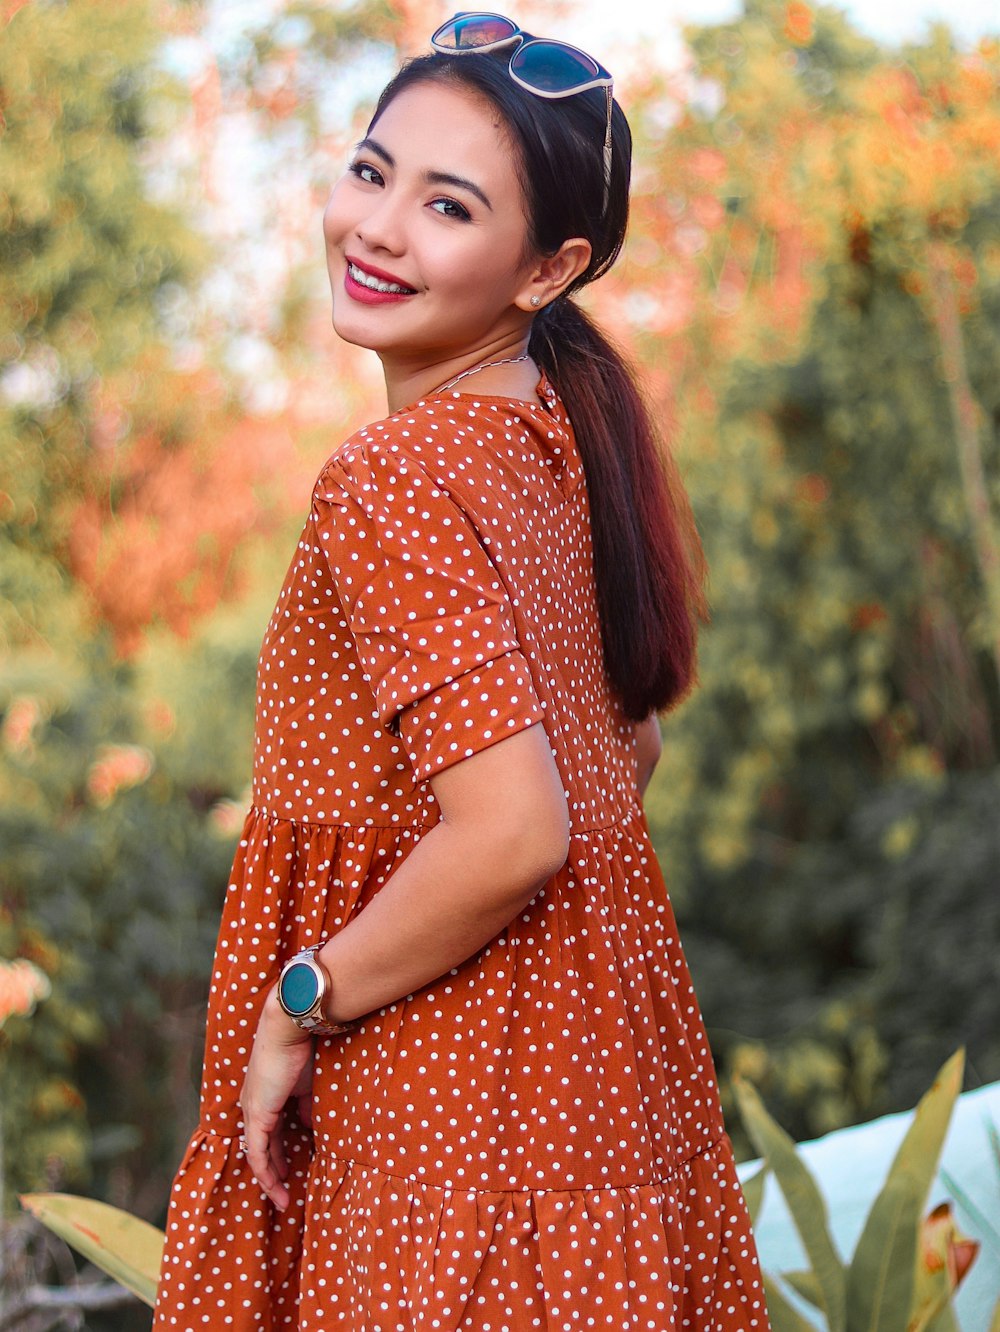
left=530, top=295, right=541, bottom=308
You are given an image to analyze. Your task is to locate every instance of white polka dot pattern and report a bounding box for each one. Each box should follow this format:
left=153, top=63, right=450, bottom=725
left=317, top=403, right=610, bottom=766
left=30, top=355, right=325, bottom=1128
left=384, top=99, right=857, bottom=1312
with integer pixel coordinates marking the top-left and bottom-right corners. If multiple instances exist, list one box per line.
left=153, top=373, right=770, bottom=1330
left=313, top=445, right=544, bottom=782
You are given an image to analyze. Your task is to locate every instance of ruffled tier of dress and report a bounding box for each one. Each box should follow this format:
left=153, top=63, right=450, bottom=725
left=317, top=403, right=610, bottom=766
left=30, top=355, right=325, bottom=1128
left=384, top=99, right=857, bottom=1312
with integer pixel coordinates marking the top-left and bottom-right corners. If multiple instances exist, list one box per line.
left=154, top=806, right=767, bottom=1329
left=159, top=1123, right=766, bottom=1330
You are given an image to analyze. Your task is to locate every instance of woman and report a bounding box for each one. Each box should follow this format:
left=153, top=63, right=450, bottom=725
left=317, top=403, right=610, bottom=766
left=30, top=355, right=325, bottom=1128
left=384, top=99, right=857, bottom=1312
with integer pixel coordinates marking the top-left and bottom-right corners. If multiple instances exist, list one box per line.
left=153, top=14, right=769, bottom=1330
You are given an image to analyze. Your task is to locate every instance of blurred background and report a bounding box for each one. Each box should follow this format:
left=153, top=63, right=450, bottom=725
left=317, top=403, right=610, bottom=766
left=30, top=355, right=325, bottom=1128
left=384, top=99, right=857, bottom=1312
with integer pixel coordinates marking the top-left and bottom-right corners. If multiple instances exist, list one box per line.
left=1, top=0, right=998, bottom=1325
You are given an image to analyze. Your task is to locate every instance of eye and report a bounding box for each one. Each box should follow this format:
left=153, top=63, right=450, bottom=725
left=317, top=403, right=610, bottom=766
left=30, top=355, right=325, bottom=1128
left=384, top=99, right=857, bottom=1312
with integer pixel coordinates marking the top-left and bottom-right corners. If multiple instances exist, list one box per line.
left=348, top=160, right=384, bottom=187
left=430, top=197, right=472, bottom=221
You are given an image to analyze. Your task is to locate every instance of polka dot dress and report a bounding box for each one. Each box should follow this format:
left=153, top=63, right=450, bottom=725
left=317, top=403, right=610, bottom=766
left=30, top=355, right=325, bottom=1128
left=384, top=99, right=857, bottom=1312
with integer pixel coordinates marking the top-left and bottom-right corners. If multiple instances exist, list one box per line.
left=153, top=372, right=770, bottom=1330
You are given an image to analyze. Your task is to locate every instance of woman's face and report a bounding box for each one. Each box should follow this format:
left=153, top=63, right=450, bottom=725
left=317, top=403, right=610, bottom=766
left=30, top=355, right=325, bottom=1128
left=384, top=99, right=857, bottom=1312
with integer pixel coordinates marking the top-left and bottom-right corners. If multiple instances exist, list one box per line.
left=322, top=80, right=539, bottom=367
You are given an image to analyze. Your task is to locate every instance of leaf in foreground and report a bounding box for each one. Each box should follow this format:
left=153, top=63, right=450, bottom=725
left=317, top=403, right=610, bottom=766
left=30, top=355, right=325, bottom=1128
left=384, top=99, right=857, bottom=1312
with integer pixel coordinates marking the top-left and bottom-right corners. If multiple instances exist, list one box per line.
left=19, top=1192, right=164, bottom=1308
left=735, top=1077, right=846, bottom=1332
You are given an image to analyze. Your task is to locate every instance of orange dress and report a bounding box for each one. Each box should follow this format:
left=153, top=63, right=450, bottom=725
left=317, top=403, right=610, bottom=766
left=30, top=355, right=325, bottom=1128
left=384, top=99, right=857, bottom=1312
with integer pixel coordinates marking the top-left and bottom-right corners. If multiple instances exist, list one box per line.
left=153, top=372, right=769, bottom=1331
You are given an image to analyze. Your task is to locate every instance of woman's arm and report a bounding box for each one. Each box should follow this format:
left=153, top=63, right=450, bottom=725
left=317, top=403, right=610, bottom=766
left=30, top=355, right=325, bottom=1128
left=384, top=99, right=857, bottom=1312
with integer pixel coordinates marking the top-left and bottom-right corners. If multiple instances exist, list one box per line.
left=316, top=722, right=570, bottom=1021
left=635, top=711, right=662, bottom=797
left=241, top=723, right=570, bottom=1209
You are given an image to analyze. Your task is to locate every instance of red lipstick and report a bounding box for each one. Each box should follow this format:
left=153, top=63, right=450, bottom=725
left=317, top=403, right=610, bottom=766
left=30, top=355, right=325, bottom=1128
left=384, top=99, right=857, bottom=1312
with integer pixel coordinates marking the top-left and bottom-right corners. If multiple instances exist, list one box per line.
left=344, top=256, right=417, bottom=306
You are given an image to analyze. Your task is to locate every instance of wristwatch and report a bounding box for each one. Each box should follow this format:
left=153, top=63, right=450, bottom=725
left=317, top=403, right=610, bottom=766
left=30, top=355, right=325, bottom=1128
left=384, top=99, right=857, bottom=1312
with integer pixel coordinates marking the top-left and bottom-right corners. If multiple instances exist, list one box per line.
left=276, top=945, right=354, bottom=1036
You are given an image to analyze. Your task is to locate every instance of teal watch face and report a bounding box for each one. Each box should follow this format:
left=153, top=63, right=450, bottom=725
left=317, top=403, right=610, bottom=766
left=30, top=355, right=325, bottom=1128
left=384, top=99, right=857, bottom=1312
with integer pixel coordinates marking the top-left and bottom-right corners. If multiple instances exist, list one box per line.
left=281, top=960, right=319, bottom=1017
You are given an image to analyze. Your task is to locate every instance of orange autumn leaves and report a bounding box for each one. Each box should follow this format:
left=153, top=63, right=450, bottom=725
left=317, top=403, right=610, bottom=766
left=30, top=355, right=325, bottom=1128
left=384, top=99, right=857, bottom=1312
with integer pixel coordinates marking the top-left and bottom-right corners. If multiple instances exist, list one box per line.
left=66, top=359, right=311, bottom=655
left=784, top=3, right=815, bottom=47
left=617, top=0, right=1000, bottom=415
left=842, top=55, right=1000, bottom=233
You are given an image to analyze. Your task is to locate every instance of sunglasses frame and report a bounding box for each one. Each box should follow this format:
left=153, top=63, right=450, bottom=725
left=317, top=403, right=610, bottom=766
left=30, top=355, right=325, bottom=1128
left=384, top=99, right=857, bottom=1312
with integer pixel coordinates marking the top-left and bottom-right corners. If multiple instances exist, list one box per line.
left=430, top=11, right=614, bottom=214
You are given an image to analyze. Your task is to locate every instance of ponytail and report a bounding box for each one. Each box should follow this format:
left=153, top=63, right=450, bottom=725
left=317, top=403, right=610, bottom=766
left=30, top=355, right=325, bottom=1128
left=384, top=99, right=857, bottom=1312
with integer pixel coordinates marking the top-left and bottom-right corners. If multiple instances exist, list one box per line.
left=529, top=297, right=708, bottom=720
left=368, top=54, right=707, bottom=717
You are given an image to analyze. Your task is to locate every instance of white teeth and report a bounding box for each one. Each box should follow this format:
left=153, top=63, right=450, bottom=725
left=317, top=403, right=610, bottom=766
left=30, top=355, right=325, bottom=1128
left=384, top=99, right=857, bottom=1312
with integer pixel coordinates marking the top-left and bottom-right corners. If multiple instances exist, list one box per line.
left=348, top=262, right=413, bottom=295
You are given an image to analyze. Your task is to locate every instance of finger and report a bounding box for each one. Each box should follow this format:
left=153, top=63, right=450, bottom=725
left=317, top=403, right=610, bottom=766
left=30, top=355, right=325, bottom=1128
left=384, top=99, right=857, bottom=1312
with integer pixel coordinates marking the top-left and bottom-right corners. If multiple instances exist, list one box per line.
left=250, top=1156, right=290, bottom=1211
left=243, top=1129, right=290, bottom=1211
left=271, top=1124, right=290, bottom=1182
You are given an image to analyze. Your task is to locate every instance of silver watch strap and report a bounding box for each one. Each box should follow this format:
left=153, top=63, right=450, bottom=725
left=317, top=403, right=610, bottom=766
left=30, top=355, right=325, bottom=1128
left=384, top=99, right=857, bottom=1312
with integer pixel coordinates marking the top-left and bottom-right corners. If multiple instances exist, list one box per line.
left=295, top=1010, right=355, bottom=1036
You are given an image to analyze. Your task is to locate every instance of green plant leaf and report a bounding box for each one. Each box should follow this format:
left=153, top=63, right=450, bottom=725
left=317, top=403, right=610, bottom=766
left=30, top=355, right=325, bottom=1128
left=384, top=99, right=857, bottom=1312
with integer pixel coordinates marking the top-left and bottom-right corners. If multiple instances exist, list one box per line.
left=845, top=1050, right=964, bottom=1332
left=763, top=1273, right=820, bottom=1332
left=784, top=1268, right=826, bottom=1309
left=886, top=1051, right=964, bottom=1212
left=742, top=1166, right=767, bottom=1225
left=938, top=1166, right=1000, bottom=1254
left=845, top=1171, right=923, bottom=1332
left=734, top=1077, right=846, bottom=1332
left=923, top=1304, right=961, bottom=1332
left=985, top=1118, right=1000, bottom=1174
left=910, top=1271, right=959, bottom=1332
left=19, top=1192, right=163, bottom=1307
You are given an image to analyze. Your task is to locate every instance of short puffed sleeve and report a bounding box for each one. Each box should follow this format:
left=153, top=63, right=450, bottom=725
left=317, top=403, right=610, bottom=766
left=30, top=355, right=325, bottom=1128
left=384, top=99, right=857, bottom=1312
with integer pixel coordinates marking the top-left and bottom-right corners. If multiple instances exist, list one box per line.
left=312, top=444, right=545, bottom=781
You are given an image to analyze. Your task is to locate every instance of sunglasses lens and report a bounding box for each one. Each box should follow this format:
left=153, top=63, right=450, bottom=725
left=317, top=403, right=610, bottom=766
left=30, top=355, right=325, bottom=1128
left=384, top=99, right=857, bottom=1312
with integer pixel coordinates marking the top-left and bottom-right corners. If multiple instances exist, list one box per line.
left=433, top=14, right=518, bottom=50
left=509, top=40, right=602, bottom=92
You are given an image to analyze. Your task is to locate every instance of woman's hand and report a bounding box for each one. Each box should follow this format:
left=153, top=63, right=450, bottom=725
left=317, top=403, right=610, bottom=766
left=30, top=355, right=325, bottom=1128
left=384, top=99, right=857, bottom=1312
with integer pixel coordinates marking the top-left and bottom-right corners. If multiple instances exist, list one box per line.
left=239, top=990, right=314, bottom=1211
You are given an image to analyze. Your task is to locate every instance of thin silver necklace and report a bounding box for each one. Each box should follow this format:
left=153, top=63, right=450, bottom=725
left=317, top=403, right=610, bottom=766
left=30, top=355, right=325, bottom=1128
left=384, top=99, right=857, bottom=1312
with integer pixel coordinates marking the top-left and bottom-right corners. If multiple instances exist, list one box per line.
left=434, top=352, right=530, bottom=395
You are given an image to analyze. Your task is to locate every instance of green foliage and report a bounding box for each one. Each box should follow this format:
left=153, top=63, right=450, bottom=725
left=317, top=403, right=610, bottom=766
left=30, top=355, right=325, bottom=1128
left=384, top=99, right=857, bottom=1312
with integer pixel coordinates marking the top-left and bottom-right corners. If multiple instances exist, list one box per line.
left=0, top=0, right=202, bottom=662
left=737, top=1078, right=847, bottom=1329
left=684, top=767, right=1000, bottom=1147
left=0, top=0, right=378, bottom=1235
left=735, top=1051, right=969, bottom=1332
left=0, top=914, right=97, bottom=1205
left=0, top=623, right=263, bottom=1211
left=743, top=1166, right=767, bottom=1225
left=639, top=0, right=1000, bottom=1134
left=0, top=1, right=197, bottom=374
left=765, top=1274, right=823, bottom=1331
left=19, top=1193, right=163, bottom=1307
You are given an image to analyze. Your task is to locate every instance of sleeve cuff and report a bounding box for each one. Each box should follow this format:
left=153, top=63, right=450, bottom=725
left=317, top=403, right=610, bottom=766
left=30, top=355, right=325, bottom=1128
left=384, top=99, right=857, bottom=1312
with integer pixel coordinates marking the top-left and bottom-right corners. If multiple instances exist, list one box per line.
left=397, top=648, right=545, bottom=782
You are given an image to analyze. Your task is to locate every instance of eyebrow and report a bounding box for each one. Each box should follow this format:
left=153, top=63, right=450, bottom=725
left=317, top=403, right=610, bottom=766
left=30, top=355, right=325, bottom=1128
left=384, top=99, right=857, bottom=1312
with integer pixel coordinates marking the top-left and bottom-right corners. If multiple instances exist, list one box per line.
left=354, top=136, right=494, bottom=211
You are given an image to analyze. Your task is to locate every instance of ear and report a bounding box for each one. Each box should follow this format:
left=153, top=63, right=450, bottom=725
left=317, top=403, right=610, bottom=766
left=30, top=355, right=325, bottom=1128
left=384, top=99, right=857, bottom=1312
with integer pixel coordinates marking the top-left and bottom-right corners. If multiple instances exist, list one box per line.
left=516, top=237, right=592, bottom=312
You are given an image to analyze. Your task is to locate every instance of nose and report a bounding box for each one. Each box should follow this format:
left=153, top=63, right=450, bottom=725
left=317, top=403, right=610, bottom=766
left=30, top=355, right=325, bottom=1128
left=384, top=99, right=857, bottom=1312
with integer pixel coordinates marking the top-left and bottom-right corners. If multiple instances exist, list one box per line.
left=353, top=188, right=408, bottom=258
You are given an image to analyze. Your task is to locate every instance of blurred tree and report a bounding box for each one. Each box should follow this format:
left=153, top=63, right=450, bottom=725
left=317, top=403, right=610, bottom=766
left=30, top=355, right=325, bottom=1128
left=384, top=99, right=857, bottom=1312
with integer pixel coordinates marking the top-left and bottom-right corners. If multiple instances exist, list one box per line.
left=2, top=0, right=998, bottom=1279
left=0, top=0, right=190, bottom=1217
left=1, top=0, right=193, bottom=670
left=0, top=0, right=383, bottom=1236
left=621, top=0, right=1000, bottom=1136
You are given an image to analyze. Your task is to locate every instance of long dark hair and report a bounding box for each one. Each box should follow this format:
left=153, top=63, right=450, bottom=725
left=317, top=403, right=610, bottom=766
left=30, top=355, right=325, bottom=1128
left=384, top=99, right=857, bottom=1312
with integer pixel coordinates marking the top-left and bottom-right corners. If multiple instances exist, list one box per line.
left=367, top=51, right=708, bottom=719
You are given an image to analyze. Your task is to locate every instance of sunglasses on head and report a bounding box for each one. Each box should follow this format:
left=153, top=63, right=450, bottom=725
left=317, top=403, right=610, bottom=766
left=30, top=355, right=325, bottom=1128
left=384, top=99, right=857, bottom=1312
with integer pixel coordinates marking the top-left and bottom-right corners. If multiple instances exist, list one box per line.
left=430, top=11, right=614, bottom=214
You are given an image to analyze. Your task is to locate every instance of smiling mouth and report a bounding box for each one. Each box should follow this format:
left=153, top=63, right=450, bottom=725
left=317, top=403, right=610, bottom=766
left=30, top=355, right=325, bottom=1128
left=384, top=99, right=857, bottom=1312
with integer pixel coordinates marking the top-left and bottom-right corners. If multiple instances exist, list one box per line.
left=346, top=261, right=416, bottom=295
